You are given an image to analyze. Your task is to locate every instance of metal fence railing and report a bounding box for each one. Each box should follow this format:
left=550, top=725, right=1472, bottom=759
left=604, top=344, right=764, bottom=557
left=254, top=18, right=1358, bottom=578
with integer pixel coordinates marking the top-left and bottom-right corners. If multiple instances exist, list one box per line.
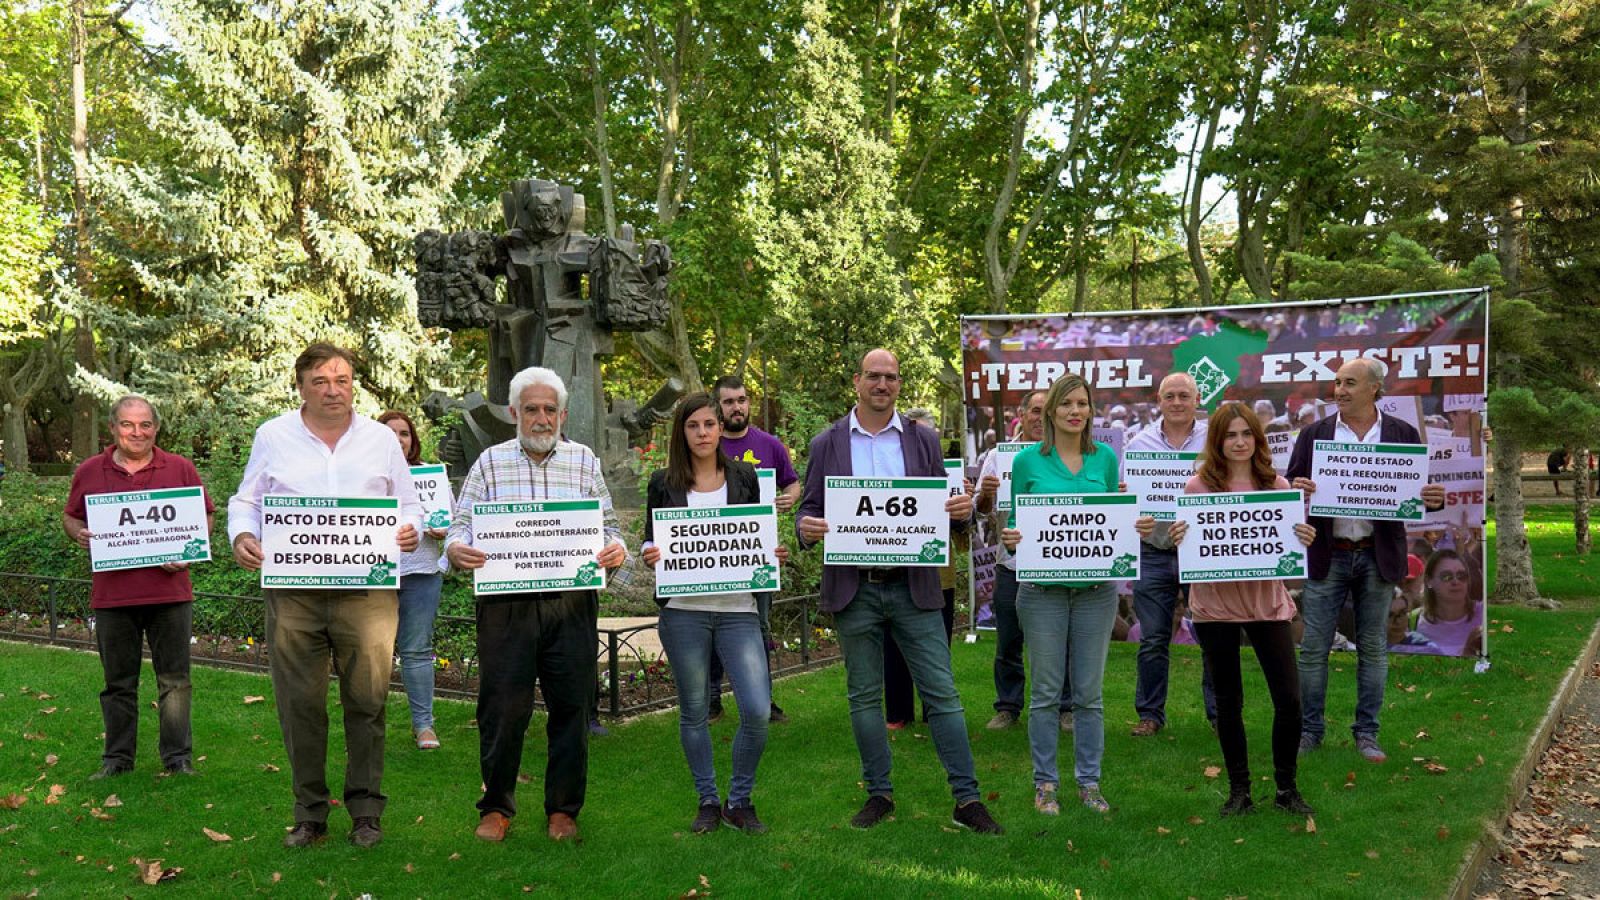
left=0, top=572, right=840, bottom=717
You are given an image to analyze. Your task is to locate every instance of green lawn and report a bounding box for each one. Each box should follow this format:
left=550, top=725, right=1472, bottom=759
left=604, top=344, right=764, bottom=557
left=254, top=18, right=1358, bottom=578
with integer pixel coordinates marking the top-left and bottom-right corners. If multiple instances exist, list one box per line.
left=0, top=503, right=1594, bottom=898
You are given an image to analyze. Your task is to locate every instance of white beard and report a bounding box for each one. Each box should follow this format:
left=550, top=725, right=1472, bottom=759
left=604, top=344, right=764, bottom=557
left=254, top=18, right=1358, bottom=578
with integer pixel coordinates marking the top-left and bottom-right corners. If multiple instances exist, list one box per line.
left=520, top=432, right=558, bottom=455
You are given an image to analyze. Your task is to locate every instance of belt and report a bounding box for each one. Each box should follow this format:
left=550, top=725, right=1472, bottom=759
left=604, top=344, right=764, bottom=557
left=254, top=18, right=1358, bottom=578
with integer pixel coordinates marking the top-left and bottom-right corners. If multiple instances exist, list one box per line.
left=861, top=567, right=907, bottom=584
left=1332, top=537, right=1374, bottom=551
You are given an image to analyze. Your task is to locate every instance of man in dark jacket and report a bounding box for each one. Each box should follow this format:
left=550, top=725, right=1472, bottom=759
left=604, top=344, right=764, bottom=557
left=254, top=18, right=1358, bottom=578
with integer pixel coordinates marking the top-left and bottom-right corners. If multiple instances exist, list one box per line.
left=796, top=348, right=1001, bottom=835
left=1288, top=358, right=1446, bottom=765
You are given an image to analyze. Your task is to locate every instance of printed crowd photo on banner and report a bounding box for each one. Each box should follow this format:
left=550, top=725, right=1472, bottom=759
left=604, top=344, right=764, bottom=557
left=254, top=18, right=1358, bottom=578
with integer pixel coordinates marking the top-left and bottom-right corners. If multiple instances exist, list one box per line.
left=961, top=288, right=1489, bottom=659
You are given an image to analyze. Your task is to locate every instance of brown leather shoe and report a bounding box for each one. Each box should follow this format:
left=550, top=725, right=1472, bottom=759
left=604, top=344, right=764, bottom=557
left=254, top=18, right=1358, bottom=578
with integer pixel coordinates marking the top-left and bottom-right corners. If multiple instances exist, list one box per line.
left=1130, top=718, right=1163, bottom=737
left=547, top=812, right=578, bottom=841
left=475, top=811, right=510, bottom=842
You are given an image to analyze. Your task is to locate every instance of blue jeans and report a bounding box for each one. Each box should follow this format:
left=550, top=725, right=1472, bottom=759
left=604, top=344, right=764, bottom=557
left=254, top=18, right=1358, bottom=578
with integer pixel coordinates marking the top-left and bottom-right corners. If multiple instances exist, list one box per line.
left=833, top=579, right=981, bottom=803
left=658, top=608, right=770, bottom=807
left=1017, top=582, right=1118, bottom=788
left=991, top=565, right=1070, bottom=715
left=1297, top=548, right=1392, bottom=740
left=1132, top=545, right=1216, bottom=726
left=396, top=573, right=442, bottom=731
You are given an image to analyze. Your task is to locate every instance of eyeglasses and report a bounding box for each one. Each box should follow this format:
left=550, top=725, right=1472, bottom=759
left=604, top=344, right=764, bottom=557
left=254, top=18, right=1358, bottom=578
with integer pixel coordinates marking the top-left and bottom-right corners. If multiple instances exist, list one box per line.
left=1434, top=571, right=1469, bottom=583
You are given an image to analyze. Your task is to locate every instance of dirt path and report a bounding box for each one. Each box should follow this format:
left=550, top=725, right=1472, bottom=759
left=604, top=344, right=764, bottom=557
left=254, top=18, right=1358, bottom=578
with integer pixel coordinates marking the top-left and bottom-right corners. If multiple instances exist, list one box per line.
left=1473, top=661, right=1600, bottom=898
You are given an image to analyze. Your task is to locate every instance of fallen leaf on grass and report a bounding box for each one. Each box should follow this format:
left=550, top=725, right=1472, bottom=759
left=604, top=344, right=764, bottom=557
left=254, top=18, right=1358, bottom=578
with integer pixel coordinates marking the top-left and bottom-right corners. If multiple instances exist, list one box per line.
left=242, top=696, right=265, bottom=705
left=44, top=754, right=58, bottom=766
left=259, top=764, right=279, bottom=773
left=1437, top=825, right=1451, bottom=841
left=404, top=863, right=415, bottom=873
left=1307, top=817, right=1317, bottom=834
left=134, top=859, right=182, bottom=885
left=1414, top=730, right=1430, bottom=740
left=1365, top=849, right=1379, bottom=859
left=1156, top=826, right=1171, bottom=835
left=1344, top=772, right=1356, bottom=789
left=1186, top=816, right=1205, bottom=825
left=1099, top=857, right=1111, bottom=871
left=1202, top=766, right=1221, bottom=779
left=1501, top=624, right=1515, bottom=633
left=40, top=707, right=56, bottom=715
left=1560, top=850, right=1586, bottom=864
left=89, top=807, right=113, bottom=822
left=986, top=791, right=1000, bottom=802
left=35, top=693, right=52, bottom=701
left=271, top=872, right=281, bottom=884
left=202, top=827, right=231, bottom=842
left=44, top=785, right=64, bottom=805
left=1422, top=761, right=1449, bottom=774
left=448, top=853, right=461, bottom=861
left=2, top=794, right=27, bottom=810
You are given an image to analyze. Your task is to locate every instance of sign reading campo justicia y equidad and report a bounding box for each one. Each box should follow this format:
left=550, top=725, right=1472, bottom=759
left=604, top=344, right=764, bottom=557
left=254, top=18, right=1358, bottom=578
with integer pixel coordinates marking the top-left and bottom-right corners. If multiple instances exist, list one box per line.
left=260, top=495, right=401, bottom=588
left=823, top=477, right=950, bottom=566
left=653, top=505, right=781, bottom=598
left=1176, top=490, right=1308, bottom=583
left=472, top=499, right=606, bottom=595
left=85, top=487, right=211, bottom=573
left=1013, top=493, right=1141, bottom=582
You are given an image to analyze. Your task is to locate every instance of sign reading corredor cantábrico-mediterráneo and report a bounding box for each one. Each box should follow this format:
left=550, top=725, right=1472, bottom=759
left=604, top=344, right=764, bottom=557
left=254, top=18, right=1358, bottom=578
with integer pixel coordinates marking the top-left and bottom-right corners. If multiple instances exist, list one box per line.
left=471, top=499, right=606, bottom=595
left=822, top=477, right=950, bottom=567
left=260, top=495, right=401, bottom=589
left=653, top=504, right=781, bottom=598
left=85, top=487, right=211, bottom=573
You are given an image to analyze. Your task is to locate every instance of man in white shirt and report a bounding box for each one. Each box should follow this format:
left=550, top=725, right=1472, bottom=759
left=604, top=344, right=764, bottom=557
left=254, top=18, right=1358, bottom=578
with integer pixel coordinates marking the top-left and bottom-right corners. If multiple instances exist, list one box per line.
left=1125, top=373, right=1216, bottom=736
left=229, top=343, right=422, bottom=850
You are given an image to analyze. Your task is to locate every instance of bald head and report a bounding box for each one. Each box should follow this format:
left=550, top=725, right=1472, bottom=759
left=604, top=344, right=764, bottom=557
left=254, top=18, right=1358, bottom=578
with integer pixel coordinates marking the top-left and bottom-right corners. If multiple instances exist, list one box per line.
left=854, top=348, right=902, bottom=419
left=1157, top=371, right=1199, bottom=432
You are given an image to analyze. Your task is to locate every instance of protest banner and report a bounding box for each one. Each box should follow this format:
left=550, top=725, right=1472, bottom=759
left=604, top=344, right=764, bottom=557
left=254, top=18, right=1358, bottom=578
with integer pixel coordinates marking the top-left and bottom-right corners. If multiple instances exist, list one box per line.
left=653, top=504, right=781, bottom=597
left=409, top=464, right=454, bottom=530
left=85, top=487, right=211, bottom=573
left=961, top=288, right=1488, bottom=656
left=1176, top=490, right=1307, bottom=583
left=260, top=495, right=401, bottom=589
left=823, top=476, right=950, bottom=566
left=944, top=459, right=965, bottom=498
left=1308, top=441, right=1429, bottom=521
left=1012, top=493, right=1141, bottom=582
left=472, top=499, right=606, bottom=595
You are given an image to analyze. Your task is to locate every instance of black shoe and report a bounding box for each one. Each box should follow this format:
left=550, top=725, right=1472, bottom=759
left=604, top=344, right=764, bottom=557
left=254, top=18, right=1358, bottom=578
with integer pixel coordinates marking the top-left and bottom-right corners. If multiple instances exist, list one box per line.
left=588, top=718, right=610, bottom=737
left=769, top=703, right=788, bottom=724
left=89, top=763, right=132, bottom=781
left=164, top=761, right=197, bottom=776
left=721, top=803, right=768, bottom=834
left=952, top=800, right=1004, bottom=835
left=1275, top=789, right=1316, bottom=816
left=850, top=795, right=895, bottom=829
left=348, top=816, right=382, bottom=848
left=707, top=701, right=725, bottom=724
left=1220, top=787, right=1255, bottom=817
left=691, top=803, right=722, bottom=834
left=283, top=821, right=328, bottom=848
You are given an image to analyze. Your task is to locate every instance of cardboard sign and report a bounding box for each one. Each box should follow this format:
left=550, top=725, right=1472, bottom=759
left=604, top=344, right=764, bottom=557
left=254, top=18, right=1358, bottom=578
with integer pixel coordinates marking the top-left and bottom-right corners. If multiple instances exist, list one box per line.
left=1012, top=493, right=1141, bottom=582
left=1309, top=441, right=1428, bottom=521
left=1267, top=430, right=1296, bottom=475
left=823, top=477, right=950, bottom=566
left=260, top=496, right=401, bottom=589
left=653, top=504, right=781, bottom=597
left=85, top=487, right=211, bottom=573
left=1176, top=490, right=1307, bottom=583
left=410, top=464, right=454, bottom=530
left=472, top=499, right=606, bottom=595
left=944, top=459, right=965, bottom=498
left=994, top=442, right=1029, bottom=511
left=756, top=468, right=777, bottom=507
left=1124, top=451, right=1201, bottom=521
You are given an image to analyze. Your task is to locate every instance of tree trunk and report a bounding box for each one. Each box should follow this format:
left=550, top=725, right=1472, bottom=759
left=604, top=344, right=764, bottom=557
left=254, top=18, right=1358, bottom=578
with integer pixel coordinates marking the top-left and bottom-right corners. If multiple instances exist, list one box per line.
left=1575, top=447, right=1591, bottom=556
left=982, top=0, right=1042, bottom=315
left=587, top=33, right=618, bottom=238
left=0, top=345, right=55, bottom=472
left=69, top=0, right=97, bottom=460
left=1128, top=231, right=1140, bottom=310
left=1490, top=434, right=1549, bottom=605
left=1183, top=99, right=1222, bottom=306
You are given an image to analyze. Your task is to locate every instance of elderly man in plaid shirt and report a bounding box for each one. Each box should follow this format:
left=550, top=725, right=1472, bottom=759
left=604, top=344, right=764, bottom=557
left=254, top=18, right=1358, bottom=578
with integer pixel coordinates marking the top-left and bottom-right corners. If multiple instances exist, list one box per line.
left=445, top=366, right=630, bottom=844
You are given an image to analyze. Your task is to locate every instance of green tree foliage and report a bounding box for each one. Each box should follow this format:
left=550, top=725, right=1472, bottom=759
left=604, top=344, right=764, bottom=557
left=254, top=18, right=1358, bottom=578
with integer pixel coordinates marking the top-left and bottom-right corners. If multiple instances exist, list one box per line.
left=89, top=0, right=486, bottom=439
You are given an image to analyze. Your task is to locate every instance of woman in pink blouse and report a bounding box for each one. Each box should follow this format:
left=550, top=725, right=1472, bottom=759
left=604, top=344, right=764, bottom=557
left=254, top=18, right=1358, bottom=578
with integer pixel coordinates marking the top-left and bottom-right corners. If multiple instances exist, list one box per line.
left=1162, top=402, right=1317, bottom=818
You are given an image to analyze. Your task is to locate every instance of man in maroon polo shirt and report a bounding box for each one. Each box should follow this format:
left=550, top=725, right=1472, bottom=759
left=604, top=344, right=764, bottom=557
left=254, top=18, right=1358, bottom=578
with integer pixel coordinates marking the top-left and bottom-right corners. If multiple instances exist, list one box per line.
left=63, top=395, right=213, bottom=780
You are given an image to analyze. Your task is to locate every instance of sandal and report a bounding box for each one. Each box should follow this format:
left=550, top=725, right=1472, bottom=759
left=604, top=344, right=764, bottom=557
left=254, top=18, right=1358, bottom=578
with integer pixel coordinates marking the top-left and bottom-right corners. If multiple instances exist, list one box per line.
left=415, top=728, right=440, bottom=750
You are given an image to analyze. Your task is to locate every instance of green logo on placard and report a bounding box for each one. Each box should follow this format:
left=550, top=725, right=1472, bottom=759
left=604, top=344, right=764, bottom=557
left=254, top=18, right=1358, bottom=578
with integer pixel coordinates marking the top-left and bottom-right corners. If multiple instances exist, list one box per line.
left=367, top=561, right=397, bottom=585
left=1110, top=553, right=1138, bottom=577
left=750, top=564, right=777, bottom=589
left=1396, top=498, right=1421, bottom=518
left=180, top=538, right=207, bottom=560
left=574, top=561, right=601, bottom=586
left=919, top=539, right=947, bottom=562
left=425, top=509, right=451, bottom=529
left=1276, top=550, right=1305, bottom=575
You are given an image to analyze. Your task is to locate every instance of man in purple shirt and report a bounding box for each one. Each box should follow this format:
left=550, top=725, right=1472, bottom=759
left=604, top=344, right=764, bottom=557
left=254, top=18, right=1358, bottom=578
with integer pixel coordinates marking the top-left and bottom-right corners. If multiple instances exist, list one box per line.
left=707, top=375, right=800, bottom=723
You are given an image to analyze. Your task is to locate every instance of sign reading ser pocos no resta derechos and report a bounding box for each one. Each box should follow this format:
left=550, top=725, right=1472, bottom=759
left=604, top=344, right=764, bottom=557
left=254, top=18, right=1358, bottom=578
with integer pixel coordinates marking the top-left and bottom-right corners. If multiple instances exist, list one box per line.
left=1012, top=493, right=1141, bottom=582
left=1309, top=441, right=1428, bottom=521
left=471, top=499, right=606, bottom=595
left=652, top=505, right=781, bottom=598
left=260, top=495, right=402, bottom=589
left=1176, top=490, right=1307, bottom=583
left=823, top=477, right=950, bottom=566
